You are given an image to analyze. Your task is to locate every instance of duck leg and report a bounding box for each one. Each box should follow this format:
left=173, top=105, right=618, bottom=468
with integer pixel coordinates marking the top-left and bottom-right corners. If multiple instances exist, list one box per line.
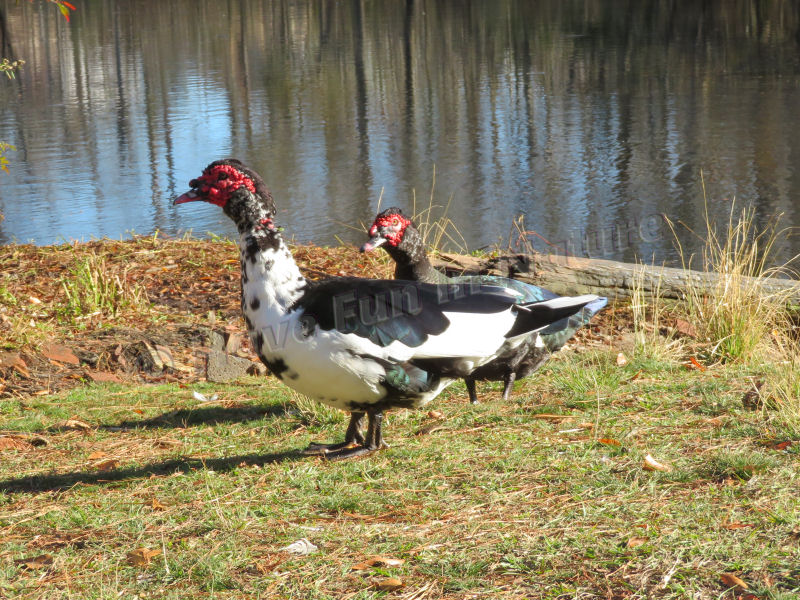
left=501, top=371, right=516, bottom=401
left=302, top=411, right=365, bottom=455
left=324, top=409, right=386, bottom=461
left=464, top=377, right=479, bottom=404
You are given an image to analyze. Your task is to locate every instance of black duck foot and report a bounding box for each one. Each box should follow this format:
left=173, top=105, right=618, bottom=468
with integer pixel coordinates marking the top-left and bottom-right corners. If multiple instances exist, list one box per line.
left=300, top=440, right=359, bottom=456
left=322, top=441, right=389, bottom=461
left=310, top=410, right=386, bottom=461
left=301, top=411, right=365, bottom=455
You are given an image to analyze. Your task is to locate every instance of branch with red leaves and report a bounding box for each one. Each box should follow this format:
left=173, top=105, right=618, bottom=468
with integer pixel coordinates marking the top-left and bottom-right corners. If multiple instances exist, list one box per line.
left=41, top=0, right=76, bottom=22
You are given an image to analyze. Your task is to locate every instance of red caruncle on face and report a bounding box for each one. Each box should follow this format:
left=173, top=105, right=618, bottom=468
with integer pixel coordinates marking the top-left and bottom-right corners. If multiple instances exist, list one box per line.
left=369, top=213, right=410, bottom=247
left=190, top=164, right=256, bottom=206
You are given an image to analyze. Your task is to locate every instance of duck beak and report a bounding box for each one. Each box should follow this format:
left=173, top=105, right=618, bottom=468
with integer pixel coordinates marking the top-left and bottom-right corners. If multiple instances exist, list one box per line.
left=173, top=190, right=202, bottom=205
left=360, top=235, right=387, bottom=252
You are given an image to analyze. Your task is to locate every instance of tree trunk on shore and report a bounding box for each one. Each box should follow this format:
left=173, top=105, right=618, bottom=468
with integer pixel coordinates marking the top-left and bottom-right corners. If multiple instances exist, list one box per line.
left=431, top=252, right=800, bottom=302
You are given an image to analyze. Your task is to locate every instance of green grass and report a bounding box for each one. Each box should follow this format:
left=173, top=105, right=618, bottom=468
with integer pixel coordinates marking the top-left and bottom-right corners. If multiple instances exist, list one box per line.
left=59, top=253, right=149, bottom=320
left=2, top=350, right=799, bottom=599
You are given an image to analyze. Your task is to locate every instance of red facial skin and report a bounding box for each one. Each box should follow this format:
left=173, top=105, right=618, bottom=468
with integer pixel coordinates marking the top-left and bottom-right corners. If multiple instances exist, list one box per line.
left=368, top=213, right=411, bottom=247
left=186, top=164, right=256, bottom=206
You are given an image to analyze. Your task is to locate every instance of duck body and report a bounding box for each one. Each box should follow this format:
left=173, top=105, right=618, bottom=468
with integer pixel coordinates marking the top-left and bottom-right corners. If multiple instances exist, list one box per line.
left=362, top=207, right=607, bottom=402
left=176, top=160, right=602, bottom=459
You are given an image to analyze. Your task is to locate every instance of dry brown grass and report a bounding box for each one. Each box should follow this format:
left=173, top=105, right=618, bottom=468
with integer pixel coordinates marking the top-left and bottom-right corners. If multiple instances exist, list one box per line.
left=666, top=198, right=800, bottom=363
left=409, top=166, right=468, bottom=255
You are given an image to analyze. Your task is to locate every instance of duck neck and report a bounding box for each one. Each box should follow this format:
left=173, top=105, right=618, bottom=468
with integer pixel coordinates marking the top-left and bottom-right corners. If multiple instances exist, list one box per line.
left=392, top=252, right=445, bottom=283
left=387, top=232, right=450, bottom=284
left=238, top=223, right=306, bottom=315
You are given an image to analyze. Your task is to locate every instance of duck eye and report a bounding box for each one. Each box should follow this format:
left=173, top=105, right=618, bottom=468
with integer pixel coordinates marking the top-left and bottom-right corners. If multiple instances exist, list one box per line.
left=392, top=218, right=399, bottom=225
left=217, top=172, right=229, bottom=181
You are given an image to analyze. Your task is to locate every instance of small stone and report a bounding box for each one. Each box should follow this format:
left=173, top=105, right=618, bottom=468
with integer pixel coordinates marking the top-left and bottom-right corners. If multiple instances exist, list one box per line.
left=154, top=345, right=175, bottom=369
left=279, top=538, right=317, bottom=555
left=206, top=350, right=258, bottom=382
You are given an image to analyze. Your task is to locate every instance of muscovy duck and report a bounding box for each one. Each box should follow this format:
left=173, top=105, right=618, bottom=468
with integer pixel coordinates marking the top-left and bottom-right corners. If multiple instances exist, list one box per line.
left=175, top=160, right=602, bottom=460
left=361, top=207, right=607, bottom=403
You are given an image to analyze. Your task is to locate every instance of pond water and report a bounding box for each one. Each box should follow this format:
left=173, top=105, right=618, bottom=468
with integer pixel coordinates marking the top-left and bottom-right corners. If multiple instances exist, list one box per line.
left=1, top=0, right=799, bottom=265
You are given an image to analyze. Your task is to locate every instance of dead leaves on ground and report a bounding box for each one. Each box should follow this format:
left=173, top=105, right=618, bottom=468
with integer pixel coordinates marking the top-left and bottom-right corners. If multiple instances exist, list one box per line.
left=642, top=453, right=672, bottom=472
left=415, top=410, right=447, bottom=435
left=0, top=435, right=34, bottom=451
left=530, top=413, right=576, bottom=422
left=685, top=356, right=707, bottom=372
left=374, top=577, right=404, bottom=591
left=624, top=536, right=648, bottom=548
left=350, top=556, right=406, bottom=593
left=350, top=555, right=405, bottom=571
left=0, top=433, right=48, bottom=452
left=59, top=418, right=92, bottom=432
left=721, top=522, right=755, bottom=530
left=14, top=554, right=54, bottom=571
left=720, top=572, right=749, bottom=591
left=673, top=318, right=698, bottom=339
left=0, top=350, right=30, bottom=377
left=91, top=458, right=119, bottom=471
left=598, top=437, right=622, bottom=446
left=126, top=547, right=160, bottom=567
left=41, top=343, right=80, bottom=366
left=146, top=497, right=167, bottom=511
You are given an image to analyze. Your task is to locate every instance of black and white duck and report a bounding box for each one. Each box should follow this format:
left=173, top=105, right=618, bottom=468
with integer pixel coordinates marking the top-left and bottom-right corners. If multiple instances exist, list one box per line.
left=175, top=160, right=603, bottom=459
left=361, top=207, right=607, bottom=403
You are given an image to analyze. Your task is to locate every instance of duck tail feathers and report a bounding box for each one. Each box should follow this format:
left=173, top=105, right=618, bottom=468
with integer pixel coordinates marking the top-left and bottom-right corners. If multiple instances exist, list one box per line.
left=505, top=294, right=606, bottom=339
left=538, top=296, right=608, bottom=350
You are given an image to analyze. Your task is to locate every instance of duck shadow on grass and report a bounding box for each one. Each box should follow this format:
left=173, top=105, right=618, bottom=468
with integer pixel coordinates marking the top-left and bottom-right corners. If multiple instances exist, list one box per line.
left=97, top=402, right=292, bottom=431
left=0, top=448, right=305, bottom=494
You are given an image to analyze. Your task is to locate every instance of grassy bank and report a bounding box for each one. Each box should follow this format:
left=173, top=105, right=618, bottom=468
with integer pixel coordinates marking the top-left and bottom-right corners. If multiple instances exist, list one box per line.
left=1, top=237, right=799, bottom=599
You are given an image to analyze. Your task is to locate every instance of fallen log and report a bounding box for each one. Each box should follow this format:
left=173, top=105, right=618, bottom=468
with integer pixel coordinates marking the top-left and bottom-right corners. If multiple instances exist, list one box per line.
left=431, top=252, right=800, bottom=302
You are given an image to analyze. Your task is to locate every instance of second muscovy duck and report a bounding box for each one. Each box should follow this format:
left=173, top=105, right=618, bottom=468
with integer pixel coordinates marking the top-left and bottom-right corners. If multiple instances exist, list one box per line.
left=175, top=160, right=602, bottom=460
left=361, top=207, right=607, bottom=403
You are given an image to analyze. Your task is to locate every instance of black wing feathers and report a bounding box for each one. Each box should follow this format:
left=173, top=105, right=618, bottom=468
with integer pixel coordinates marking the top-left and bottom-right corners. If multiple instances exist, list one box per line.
left=293, top=278, right=518, bottom=348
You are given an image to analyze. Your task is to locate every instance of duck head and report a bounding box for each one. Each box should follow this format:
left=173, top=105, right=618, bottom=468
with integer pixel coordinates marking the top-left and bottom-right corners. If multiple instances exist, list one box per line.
left=174, top=159, right=277, bottom=234
left=361, top=207, right=416, bottom=252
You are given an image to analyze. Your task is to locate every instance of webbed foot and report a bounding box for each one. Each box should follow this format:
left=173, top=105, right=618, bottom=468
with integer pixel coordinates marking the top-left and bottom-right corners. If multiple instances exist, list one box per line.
left=301, top=440, right=360, bottom=455
left=300, top=411, right=364, bottom=455
left=320, top=410, right=386, bottom=461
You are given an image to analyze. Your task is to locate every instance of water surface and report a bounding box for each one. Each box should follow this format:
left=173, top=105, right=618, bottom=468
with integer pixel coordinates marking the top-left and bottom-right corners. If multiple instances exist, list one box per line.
left=1, top=0, right=799, bottom=264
